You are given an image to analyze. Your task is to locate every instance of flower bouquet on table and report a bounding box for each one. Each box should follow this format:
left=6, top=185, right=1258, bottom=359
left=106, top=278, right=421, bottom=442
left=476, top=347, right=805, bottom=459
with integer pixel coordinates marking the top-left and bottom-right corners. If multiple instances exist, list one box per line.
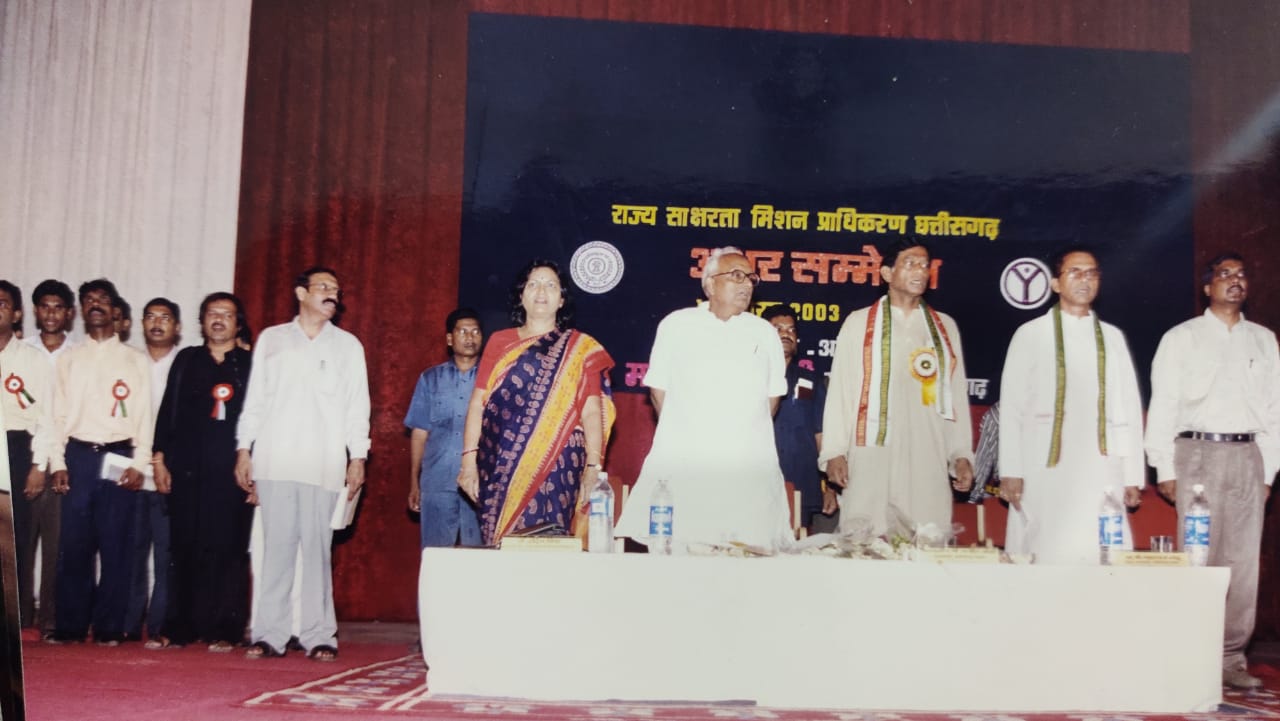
left=785, top=508, right=999, bottom=563
left=784, top=515, right=904, bottom=559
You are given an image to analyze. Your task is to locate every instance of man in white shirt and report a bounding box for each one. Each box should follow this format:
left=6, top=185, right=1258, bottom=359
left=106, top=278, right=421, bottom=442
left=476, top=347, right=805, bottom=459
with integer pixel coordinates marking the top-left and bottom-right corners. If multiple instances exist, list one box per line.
left=615, top=247, right=793, bottom=551
left=0, top=281, right=54, bottom=636
left=17, top=280, right=72, bottom=639
left=1145, top=252, right=1280, bottom=689
left=998, top=246, right=1144, bottom=565
left=126, top=298, right=181, bottom=647
left=235, top=267, right=370, bottom=661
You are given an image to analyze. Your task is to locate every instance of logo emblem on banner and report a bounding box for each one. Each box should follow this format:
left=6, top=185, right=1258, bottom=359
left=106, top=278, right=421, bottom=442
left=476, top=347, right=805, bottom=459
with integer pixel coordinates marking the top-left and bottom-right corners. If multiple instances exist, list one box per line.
left=1000, top=258, right=1052, bottom=309
left=570, top=241, right=624, bottom=294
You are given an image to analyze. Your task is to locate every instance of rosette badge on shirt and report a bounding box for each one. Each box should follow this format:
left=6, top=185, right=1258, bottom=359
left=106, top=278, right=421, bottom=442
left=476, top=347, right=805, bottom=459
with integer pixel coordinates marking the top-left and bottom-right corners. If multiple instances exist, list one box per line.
left=211, top=383, right=234, bottom=420
left=4, top=372, right=34, bottom=408
left=111, top=379, right=130, bottom=417
left=910, top=347, right=939, bottom=406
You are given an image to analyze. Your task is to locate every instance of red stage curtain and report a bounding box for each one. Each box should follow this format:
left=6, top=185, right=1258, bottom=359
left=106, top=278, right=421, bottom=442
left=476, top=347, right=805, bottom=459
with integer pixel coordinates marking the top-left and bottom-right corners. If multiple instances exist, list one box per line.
left=236, top=0, right=469, bottom=621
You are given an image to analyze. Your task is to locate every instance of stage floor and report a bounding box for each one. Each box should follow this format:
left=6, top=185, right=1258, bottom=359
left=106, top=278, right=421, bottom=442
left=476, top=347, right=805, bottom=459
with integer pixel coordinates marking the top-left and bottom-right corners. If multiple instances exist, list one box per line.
left=20, top=622, right=1280, bottom=721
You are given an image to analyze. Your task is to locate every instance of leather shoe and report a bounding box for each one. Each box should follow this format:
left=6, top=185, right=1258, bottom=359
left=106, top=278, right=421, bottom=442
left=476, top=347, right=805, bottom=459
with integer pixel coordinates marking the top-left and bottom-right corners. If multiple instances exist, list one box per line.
left=1224, top=668, right=1263, bottom=689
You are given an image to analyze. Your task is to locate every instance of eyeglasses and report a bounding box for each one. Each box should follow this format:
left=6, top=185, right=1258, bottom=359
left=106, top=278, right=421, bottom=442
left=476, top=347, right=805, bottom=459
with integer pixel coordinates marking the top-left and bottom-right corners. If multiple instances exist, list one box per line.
left=309, top=282, right=343, bottom=295
left=1062, top=267, right=1100, bottom=281
left=710, top=269, right=761, bottom=287
left=896, top=258, right=931, bottom=271
left=453, top=328, right=483, bottom=337
left=1214, top=268, right=1247, bottom=281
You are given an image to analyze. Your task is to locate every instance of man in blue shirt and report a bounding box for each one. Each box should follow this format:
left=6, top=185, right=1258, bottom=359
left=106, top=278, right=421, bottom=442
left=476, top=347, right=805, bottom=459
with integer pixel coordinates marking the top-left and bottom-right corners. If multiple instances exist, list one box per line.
left=405, top=308, right=484, bottom=548
left=762, top=305, right=834, bottom=533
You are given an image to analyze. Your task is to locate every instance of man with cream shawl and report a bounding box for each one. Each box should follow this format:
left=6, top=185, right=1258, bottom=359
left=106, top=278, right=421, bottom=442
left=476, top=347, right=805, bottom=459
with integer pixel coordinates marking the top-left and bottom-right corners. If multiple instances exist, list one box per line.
left=820, top=239, right=974, bottom=538
left=998, top=246, right=1144, bottom=564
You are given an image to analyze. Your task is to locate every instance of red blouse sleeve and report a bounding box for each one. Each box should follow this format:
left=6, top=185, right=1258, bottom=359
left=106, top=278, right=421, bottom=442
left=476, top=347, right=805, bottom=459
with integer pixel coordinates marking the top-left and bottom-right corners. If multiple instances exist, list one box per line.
left=474, top=328, right=518, bottom=390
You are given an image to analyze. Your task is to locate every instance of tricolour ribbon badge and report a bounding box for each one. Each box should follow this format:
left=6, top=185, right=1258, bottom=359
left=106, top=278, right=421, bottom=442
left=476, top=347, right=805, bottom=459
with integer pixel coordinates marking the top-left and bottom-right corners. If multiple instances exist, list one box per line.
left=111, top=379, right=130, bottom=418
left=211, top=383, right=234, bottom=420
left=909, top=347, right=939, bottom=407
left=4, top=373, right=34, bottom=409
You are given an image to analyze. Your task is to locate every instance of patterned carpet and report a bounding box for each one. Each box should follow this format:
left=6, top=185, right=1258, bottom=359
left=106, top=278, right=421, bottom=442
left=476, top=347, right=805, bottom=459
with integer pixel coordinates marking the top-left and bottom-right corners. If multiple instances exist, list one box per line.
left=243, top=656, right=1280, bottom=720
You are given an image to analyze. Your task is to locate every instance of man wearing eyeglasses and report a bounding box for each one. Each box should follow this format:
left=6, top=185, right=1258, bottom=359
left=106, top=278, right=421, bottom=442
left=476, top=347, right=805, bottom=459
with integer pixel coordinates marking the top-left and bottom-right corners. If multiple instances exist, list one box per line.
left=821, top=238, right=974, bottom=540
left=235, top=267, right=370, bottom=661
left=404, top=308, right=485, bottom=549
left=998, top=245, right=1144, bottom=564
left=1145, top=252, right=1279, bottom=689
left=615, top=246, right=793, bottom=551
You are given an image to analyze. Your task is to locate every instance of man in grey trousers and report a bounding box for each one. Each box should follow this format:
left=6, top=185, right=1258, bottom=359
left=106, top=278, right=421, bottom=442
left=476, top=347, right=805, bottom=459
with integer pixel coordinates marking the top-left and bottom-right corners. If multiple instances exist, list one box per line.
left=234, top=267, right=370, bottom=662
left=1145, top=251, right=1280, bottom=689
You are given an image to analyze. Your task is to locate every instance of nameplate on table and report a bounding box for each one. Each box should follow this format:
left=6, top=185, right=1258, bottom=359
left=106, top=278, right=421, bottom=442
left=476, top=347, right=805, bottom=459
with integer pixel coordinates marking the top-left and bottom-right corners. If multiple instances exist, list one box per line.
left=1110, top=551, right=1190, bottom=567
left=911, top=547, right=1001, bottom=564
left=499, top=535, right=583, bottom=553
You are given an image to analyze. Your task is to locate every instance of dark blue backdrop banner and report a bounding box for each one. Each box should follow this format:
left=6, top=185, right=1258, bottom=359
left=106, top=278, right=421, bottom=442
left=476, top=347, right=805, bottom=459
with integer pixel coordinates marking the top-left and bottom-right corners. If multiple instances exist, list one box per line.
left=459, top=13, right=1192, bottom=404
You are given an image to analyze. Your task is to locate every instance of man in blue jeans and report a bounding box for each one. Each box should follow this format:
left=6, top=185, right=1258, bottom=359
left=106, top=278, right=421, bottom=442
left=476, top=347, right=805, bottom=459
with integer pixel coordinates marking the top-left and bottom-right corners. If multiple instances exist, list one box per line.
left=405, top=308, right=484, bottom=548
left=48, top=278, right=152, bottom=645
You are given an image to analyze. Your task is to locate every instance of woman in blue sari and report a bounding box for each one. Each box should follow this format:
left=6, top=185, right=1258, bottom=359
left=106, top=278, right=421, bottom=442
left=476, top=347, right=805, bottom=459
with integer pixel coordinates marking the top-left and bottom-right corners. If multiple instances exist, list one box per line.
left=456, top=260, right=615, bottom=545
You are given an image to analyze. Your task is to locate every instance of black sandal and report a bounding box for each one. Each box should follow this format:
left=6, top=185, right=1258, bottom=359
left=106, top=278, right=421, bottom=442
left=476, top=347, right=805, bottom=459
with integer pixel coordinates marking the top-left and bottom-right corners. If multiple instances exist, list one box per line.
left=245, top=640, right=285, bottom=659
left=307, top=644, right=338, bottom=662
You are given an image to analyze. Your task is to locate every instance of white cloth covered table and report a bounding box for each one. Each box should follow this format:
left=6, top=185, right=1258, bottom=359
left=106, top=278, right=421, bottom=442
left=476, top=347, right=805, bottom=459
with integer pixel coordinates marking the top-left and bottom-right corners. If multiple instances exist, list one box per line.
left=419, top=549, right=1227, bottom=712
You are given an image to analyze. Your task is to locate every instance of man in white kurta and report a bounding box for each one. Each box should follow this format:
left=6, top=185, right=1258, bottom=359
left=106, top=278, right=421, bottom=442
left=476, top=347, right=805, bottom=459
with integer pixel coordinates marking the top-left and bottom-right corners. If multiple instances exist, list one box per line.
left=999, top=248, right=1143, bottom=565
left=821, top=240, right=974, bottom=538
left=616, top=248, right=793, bottom=551
left=235, top=268, right=370, bottom=660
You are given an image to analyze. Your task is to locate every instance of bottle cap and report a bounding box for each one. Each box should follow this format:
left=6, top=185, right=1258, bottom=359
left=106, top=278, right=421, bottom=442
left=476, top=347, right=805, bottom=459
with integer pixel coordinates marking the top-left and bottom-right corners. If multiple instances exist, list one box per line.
left=1192, top=483, right=1205, bottom=494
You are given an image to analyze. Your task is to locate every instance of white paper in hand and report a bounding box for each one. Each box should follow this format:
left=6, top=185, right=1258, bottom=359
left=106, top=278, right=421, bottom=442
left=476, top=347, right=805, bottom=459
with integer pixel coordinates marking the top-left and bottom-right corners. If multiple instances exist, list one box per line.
left=331, top=486, right=362, bottom=530
left=101, top=452, right=156, bottom=491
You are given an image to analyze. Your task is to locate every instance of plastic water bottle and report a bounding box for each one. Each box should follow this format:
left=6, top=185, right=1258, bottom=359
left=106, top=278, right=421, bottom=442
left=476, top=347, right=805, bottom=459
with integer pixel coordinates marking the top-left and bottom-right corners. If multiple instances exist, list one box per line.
left=1098, top=487, right=1124, bottom=566
left=1185, top=483, right=1211, bottom=567
left=586, top=472, right=614, bottom=553
left=648, top=479, right=673, bottom=555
